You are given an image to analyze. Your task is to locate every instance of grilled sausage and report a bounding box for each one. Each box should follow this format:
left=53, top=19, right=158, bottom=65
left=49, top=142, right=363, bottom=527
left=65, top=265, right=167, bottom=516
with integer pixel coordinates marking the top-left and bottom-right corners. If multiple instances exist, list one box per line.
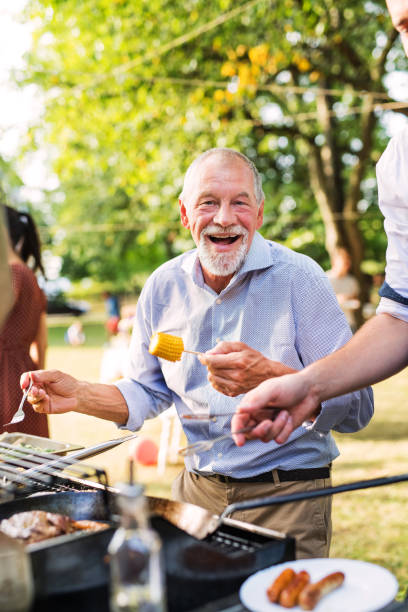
left=266, top=568, right=296, bottom=603
left=298, top=571, right=345, bottom=610
left=70, top=519, right=110, bottom=531
left=279, top=570, right=310, bottom=608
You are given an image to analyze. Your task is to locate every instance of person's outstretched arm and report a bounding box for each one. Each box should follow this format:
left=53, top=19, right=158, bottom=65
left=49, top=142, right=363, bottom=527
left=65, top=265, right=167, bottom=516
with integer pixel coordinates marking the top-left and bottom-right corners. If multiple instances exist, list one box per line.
left=232, top=313, right=408, bottom=446
left=21, top=370, right=129, bottom=424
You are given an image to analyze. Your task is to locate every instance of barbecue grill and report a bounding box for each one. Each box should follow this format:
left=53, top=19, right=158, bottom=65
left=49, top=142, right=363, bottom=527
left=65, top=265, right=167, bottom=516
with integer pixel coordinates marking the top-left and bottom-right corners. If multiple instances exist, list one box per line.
left=0, top=439, right=295, bottom=612
left=2, top=439, right=408, bottom=612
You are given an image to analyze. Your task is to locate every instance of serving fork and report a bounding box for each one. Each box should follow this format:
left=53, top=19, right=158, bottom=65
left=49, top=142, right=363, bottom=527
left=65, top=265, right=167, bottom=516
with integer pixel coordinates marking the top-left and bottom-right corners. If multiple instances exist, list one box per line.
left=179, top=425, right=255, bottom=456
left=4, top=379, right=33, bottom=427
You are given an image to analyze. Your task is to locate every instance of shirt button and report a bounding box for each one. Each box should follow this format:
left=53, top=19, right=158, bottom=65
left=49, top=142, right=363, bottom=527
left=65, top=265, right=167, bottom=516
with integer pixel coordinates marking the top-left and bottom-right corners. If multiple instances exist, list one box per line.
left=216, top=298, right=222, bottom=305
left=217, top=453, right=223, bottom=458
left=216, top=337, right=221, bottom=343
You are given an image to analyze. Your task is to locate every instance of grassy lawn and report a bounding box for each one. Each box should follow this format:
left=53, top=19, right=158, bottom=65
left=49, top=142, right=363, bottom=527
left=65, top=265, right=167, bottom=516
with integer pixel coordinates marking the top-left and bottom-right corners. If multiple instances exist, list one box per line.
left=45, top=315, right=408, bottom=598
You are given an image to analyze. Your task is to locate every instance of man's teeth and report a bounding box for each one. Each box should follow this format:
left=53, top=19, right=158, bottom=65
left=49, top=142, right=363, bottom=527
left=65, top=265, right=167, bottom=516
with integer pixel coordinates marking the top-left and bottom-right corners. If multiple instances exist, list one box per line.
left=209, top=235, right=240, bottom=243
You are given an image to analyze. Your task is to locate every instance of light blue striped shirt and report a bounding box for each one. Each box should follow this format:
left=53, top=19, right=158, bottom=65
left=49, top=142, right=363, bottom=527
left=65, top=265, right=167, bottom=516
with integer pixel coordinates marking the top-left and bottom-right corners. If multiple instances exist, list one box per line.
left=116, top=232, right=373, bottom=477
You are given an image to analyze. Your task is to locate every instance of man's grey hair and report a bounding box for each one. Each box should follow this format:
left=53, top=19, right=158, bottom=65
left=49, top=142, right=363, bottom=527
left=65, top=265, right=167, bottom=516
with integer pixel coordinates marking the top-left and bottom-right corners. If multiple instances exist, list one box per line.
left=180, top=148, right=265, bottom=207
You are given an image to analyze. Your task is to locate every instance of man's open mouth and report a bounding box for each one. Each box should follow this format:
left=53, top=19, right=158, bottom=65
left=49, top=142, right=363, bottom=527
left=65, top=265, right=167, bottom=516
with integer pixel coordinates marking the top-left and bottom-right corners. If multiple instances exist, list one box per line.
left=208, top=235, right=241, bottom=245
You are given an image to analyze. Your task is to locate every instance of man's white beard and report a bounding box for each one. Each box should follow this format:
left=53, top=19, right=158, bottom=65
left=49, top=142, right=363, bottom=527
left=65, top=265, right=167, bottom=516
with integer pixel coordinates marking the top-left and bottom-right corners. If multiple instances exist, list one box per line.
left=198, top=224, right=249, bottom=277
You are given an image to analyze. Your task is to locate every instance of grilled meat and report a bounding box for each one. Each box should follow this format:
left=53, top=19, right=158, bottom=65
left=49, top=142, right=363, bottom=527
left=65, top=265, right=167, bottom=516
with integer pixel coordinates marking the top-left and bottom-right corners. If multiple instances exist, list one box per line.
left=0, top=510, right=108, bottom=544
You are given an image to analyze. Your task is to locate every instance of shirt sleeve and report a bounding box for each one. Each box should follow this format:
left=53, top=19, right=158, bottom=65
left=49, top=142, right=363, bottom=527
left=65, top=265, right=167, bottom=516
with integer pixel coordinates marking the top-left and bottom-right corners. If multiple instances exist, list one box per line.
left=292, top=267, right=374, bottom=434
left=114, top=278, right=174, bottom=431
left=376, top=129, right=408, bottom=323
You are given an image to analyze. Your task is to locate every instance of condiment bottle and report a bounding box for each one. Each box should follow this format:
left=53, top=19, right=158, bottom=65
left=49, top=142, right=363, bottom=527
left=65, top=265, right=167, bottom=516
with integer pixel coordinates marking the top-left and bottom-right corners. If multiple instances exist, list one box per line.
left=0, top=532, right=34, bottom=612
left=109, top=482, right=166, bottom=612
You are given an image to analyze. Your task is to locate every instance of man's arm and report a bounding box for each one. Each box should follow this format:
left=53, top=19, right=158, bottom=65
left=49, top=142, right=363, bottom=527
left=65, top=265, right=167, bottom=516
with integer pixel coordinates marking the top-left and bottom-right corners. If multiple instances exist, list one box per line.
left=301, top=313, right=408, bottom=397
left=21, top=370, right=129, bottom=424
left=232, top=313, right=408, bottom=445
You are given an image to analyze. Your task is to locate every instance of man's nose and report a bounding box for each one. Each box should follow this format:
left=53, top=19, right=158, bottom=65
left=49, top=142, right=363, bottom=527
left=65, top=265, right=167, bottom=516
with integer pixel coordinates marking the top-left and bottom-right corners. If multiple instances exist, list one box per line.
left=213, top=202, right=235, bottom=226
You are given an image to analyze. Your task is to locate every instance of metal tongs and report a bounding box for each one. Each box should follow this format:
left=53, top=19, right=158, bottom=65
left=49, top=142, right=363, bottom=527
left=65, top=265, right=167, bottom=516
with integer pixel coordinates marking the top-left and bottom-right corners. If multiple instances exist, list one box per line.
left=179, top=425, right=255, bottom=456
left=181, top=407, right=280, bottom=422
left=4, top=379, right=33, bottom=427
left=179, top=407, right=282, bottom=456
left=181, top=412, right=229, bottom=421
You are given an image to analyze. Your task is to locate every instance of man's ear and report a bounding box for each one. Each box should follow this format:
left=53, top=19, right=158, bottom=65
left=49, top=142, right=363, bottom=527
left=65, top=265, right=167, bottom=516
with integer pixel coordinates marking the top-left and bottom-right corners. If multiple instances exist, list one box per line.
left=256, top=200, right=264, bottom=229
left=179, top=199, right=190, bottom=229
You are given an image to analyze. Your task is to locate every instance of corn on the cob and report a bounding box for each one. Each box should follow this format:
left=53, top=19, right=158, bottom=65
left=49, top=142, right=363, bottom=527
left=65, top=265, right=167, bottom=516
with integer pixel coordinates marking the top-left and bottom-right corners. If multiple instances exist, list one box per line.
left=149, top=332, right=185, bottom=361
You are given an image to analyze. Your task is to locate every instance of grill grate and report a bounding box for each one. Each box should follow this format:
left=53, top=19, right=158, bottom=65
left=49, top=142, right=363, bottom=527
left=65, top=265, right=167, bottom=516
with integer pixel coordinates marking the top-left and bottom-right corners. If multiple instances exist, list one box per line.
left=0, top=441, right=109, bottom=500
left=207, top=530, right=263, bottom=555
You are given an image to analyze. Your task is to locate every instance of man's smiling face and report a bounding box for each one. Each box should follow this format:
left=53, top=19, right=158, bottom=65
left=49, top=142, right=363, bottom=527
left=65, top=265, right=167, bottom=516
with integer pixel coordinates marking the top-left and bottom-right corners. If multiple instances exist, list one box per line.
left=179, top=153, right=264, bottom=292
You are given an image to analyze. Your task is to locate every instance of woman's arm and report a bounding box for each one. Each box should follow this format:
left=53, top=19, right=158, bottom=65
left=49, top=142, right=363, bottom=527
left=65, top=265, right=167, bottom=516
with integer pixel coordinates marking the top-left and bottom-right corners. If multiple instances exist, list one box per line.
left=30, top=311, right=47, bottom=369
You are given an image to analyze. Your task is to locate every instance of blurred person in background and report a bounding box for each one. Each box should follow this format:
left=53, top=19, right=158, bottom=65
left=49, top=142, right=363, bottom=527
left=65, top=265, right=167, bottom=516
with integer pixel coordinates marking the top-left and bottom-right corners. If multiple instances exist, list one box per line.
left=65, top=320, right=86, bottom=346
left=229, top=0, right=408, bottom=448
left=99, top=317, right=132, bottom=384
left=326, top=247, right=360, bottom=332
left=0, top=208, right=13, bottom=328
left=1, top=204, right=49, bottom=437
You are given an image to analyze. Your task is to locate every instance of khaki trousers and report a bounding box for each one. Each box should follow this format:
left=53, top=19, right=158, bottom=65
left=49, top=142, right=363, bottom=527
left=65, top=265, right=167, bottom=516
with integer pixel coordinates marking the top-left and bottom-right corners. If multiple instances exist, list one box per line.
left=171, top=469, right=332, bottom=560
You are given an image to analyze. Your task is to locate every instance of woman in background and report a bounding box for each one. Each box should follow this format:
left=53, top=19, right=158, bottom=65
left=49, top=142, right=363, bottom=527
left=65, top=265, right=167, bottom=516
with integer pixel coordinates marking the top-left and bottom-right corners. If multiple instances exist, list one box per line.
left=0, top=204, right=49, bottom=436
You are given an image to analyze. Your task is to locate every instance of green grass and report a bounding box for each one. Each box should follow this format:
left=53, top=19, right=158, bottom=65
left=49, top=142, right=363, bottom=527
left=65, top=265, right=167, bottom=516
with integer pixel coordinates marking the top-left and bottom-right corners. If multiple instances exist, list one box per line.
left=331, top=369, right=408, bottom=599
left=47, top=317, right=107, bottom=348
left=43, top=317, right=408, bottom=599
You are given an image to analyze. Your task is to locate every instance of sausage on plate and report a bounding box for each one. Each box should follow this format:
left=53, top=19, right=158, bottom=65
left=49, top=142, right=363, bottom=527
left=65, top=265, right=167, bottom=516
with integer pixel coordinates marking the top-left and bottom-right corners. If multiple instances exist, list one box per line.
left=298, top=571, right=345, bottom=610
left=266, top=568, right=296, bottom=603
left=279, top=570, right=310, bottom=608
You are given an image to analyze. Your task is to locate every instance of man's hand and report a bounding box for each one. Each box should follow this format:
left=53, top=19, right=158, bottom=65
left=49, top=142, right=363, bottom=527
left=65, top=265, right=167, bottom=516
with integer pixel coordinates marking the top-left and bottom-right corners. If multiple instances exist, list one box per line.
left=199, top=341, right=297, bottom=397
left=231, top=371, right=321, bottom=446
left=20, top=370, right=80, bottom=415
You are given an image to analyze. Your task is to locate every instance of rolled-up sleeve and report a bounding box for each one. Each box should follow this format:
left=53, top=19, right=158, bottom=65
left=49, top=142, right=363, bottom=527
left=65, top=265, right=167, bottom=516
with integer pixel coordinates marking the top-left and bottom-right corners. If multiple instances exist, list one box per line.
left=114, top=282, right=174, bottom=431
left=292, top=267, right=374, bottom=435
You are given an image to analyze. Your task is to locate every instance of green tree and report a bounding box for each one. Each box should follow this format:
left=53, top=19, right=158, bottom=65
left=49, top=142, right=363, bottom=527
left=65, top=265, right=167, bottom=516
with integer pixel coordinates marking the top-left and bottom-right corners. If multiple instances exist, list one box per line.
left=19, top=0, right=406, bottom=316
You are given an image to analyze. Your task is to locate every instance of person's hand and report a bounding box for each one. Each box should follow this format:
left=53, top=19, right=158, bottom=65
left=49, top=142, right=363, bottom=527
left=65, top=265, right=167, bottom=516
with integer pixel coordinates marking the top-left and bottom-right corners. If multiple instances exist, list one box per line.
left=231, top=371, right=321, bottom=446
left=199, top=341, right=297, bottom=397
left=20, top=370, right=80, bottom=415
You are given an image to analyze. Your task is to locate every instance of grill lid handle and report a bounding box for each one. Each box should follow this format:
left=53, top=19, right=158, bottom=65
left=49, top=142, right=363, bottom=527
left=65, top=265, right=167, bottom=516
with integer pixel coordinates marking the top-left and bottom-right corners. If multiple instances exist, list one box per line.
left=221, top=472, right=408, bottom=519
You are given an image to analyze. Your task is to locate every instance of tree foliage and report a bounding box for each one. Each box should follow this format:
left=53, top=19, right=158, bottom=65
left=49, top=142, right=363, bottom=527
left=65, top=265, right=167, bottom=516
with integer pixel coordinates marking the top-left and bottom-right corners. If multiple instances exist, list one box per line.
left=18, top=0, right=406, bottom=304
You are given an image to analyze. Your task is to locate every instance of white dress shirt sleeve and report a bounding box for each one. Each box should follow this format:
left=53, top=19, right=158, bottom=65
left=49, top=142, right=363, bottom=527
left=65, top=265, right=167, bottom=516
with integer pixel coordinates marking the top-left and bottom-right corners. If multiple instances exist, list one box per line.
left=376, top=128, right=408, bottom=323
left=114, top=280, right=174, bottom=431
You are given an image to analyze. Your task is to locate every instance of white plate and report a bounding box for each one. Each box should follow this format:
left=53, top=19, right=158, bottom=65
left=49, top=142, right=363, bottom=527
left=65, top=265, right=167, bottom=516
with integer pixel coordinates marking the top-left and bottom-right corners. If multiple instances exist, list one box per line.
left=239, top=558, right=398, bottom=612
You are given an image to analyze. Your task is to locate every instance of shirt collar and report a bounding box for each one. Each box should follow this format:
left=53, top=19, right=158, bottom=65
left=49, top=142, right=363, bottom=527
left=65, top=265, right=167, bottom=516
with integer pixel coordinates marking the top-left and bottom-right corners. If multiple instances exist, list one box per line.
left=181, top=231, right=275, bottom=286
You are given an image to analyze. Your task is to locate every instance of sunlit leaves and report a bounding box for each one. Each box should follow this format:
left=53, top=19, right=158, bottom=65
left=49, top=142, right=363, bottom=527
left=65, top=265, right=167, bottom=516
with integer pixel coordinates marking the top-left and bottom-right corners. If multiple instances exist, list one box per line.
left=15, top=0, right=400, bottom=293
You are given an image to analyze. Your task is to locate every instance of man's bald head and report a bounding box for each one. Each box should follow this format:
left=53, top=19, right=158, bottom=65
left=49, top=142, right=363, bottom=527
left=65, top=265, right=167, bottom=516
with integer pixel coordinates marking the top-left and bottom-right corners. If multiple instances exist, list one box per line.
left=180, top=148, right=265, bottom=208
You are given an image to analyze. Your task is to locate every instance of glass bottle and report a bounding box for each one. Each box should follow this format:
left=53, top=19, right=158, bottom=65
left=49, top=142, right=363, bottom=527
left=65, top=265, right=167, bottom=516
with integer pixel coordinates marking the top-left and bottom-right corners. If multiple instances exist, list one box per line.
left=0, top=532, right=34, bottom=612
left=109, top=483, right=166, bottom=612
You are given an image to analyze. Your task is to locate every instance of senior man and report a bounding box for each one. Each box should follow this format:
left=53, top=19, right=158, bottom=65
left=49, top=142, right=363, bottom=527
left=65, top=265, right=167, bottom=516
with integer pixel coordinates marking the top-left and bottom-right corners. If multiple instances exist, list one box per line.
left=230, top=0, right=408, bottom=448
left=22, top=147, right=373, bottom=558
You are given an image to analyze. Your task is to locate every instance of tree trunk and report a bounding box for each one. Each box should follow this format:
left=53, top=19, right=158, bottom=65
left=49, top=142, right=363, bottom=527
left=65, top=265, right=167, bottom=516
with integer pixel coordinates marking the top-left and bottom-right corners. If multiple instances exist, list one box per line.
left=306, top=92, right=377, bottom=329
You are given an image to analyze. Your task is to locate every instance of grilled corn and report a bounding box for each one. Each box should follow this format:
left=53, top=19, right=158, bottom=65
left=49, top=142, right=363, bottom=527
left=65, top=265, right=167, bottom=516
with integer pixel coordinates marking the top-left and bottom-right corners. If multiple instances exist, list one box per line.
left=149, top=332, right=185, bottom=361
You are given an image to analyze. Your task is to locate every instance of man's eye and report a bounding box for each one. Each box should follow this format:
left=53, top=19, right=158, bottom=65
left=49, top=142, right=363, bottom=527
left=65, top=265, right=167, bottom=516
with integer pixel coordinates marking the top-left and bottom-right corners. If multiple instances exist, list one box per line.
left=201, top=200, right=216, bottom=206
left=234, top=200, right=247, bottom=206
